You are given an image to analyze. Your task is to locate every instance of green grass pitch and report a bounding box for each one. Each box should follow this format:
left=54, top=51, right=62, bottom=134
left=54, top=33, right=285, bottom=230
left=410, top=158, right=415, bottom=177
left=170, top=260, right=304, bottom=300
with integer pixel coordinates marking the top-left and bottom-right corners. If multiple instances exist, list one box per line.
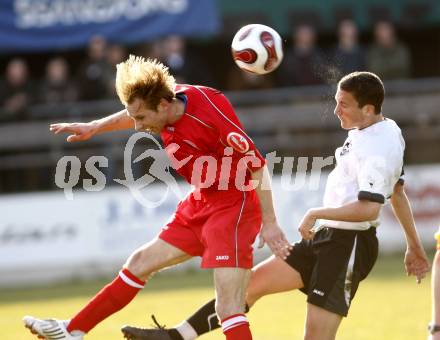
left=0, top=254, right=432, bottom=340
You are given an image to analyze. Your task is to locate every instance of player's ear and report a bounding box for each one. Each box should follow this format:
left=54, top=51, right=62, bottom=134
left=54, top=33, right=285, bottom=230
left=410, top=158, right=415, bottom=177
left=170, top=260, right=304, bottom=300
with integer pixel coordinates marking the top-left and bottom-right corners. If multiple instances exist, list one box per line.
left=157, top=98, right=170, bottom=113
left=362, top=104, right=375, bottom=116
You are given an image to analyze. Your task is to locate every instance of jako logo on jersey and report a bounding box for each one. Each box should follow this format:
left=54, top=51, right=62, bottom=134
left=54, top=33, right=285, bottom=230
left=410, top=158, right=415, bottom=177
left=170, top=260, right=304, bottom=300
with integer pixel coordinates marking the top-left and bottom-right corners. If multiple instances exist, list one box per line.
left=226, top=132, right=249, bottom=153
left=313, top=289, right=325, bottom=296
left=216, top=255, right=230, bottom=261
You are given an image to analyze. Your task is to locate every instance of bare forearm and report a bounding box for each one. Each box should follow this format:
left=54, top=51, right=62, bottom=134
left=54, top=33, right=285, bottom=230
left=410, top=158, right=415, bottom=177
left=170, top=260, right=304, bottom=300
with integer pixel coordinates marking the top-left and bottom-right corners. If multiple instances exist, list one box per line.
left=251, top=166, right=277, bottom=223
left=90, top=109, right=134, bottom=134
left=251, top=165, right=290, bottom=257
left=390, top=186, right=422, bottom=248
left=310, top=200, right=380, bottom=222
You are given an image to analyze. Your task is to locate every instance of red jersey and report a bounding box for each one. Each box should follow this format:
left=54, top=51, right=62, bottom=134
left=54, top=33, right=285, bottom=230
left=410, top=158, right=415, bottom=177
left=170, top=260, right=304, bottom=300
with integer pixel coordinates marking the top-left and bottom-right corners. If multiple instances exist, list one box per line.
left=160, top=85, right=265, bottom=192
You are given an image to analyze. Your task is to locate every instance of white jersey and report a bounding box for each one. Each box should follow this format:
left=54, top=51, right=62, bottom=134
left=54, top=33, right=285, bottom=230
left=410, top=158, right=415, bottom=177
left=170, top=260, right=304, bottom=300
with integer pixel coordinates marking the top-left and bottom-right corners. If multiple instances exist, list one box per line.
left=320, top=118, right=405, bottom=230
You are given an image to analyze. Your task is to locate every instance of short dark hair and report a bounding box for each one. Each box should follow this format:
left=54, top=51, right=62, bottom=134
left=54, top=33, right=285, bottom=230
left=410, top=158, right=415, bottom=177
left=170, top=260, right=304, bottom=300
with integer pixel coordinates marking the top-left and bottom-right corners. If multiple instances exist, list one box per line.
left=338, top=72, right=384, bottom=114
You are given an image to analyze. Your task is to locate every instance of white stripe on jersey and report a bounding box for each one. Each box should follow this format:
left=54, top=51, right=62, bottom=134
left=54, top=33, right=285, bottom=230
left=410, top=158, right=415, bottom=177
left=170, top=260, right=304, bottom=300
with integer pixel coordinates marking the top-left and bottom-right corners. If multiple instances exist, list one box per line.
left=233, top=191, right=246, bottom=267
left=184, top=112, right=214, bottom=129
left=192, top=85, right=253, bottom=141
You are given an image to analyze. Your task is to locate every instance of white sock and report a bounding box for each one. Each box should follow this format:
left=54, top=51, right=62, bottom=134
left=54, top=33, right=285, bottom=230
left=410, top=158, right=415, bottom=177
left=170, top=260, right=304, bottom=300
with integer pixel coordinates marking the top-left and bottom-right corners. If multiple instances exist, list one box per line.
left=175, top=320, right=198, bottom=340
left=70, top=331, right=85, bottom=336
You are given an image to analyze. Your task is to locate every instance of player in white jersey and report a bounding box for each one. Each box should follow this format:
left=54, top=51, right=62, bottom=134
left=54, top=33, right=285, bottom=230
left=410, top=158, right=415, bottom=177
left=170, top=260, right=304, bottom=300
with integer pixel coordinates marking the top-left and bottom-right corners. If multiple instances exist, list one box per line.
left=122, top=72, right=430, bottom=340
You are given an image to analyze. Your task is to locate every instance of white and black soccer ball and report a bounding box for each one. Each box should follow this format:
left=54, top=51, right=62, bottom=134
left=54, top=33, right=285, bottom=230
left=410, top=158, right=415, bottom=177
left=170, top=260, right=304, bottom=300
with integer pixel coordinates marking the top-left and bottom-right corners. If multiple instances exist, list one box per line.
left=231, top=24, right=283, bottom=75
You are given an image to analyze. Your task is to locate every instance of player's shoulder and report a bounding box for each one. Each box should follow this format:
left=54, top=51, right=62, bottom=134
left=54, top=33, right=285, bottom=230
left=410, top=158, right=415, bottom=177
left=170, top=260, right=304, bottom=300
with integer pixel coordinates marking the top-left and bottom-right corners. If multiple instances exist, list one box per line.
left=381, top=118, right=402, bottom=134
left=175, top=84, right=223, bottom=97
left=353, top=120, right=403, bottom=159
left=376, top=118, right=405, bottom=150
left=175, top=84, right=209, bottom=111
left=180, top=84, right=235, bottom=116
left=175, top=84, right=192, bottom=95
left=356, top=119, right=402, bottom=144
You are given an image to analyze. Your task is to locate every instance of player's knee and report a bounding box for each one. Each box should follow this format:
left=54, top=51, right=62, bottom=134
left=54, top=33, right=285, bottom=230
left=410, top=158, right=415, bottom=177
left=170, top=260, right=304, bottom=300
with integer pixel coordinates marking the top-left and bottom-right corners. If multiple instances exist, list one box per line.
left=215, top=301, right=233, bottom=321
left=244, top=292, right=259, bottom=308
left=245, top=281, right=265, bottom=306
left=304, top=314, right=337, bottom=340
left=304, top=322, right=321, bottom=340
left=304, top=328, right=335, bottom=340
left=124, top=249, right=157, bottom=281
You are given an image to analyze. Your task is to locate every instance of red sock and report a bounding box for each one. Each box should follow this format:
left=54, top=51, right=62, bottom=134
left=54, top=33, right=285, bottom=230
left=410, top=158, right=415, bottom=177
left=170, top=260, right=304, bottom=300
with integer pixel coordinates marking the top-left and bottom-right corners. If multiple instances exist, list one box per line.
left=221, top=314, right=252, bottom=340
left=67, top=268, right=144, bottom=333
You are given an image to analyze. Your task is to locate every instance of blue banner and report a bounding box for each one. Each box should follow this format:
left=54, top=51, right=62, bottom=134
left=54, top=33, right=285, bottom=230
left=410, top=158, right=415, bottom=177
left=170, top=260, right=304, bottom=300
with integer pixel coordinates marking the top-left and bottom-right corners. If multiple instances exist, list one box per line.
left=0, top=0, right=220, bottom=53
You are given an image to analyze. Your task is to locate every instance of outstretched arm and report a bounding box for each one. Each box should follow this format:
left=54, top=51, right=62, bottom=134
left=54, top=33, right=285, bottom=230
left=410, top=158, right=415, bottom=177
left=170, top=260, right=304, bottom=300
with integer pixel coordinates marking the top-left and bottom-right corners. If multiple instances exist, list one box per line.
left=50, top=109, right=134, bottom=142
left=390, top=182, right=430, bottom=283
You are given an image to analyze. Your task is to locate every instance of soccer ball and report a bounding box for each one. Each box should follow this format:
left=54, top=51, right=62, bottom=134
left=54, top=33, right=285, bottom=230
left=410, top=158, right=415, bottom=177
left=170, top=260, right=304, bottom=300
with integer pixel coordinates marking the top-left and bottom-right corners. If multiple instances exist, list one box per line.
left=231, top=24, right=283, bottom=75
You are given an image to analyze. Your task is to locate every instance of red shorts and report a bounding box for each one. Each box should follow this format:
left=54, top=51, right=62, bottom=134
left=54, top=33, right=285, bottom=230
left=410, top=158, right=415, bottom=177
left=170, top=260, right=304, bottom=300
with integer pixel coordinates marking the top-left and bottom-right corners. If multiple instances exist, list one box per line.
left=159, top=189, right=262, bottom=269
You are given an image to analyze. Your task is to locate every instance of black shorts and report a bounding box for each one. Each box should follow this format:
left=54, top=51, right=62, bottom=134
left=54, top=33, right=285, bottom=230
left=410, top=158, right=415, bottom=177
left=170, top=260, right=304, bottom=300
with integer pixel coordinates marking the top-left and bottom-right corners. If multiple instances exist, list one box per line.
left=285, top=226, right=378, bottom=316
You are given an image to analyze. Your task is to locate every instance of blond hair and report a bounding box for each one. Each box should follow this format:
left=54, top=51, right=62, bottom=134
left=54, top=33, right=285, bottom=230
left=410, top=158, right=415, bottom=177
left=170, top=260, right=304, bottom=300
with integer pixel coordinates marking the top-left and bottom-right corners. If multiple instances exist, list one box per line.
left=115, top=55, right=176, bottom=109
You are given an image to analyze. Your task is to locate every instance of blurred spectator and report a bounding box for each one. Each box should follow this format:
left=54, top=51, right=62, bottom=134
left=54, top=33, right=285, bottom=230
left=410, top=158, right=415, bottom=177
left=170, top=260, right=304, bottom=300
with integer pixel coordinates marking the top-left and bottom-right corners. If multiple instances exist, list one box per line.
left=0, top=58, right=33, bottom=120
left=226, top=68, right=274, bottom=91
left=276, top=24, right=326, bottom=87
left=103, top=44, right=127, bottom=97
left=331, top=19, right=366, bottom=78
left=39, top=57, right=78, bottom=104
left=160, top=35, right=217, bottom=86
left=145, top=39, right=165, bottom=61
left=77, top=35, right=112, bottom=100
left=367, top=21, right=411, bottom=80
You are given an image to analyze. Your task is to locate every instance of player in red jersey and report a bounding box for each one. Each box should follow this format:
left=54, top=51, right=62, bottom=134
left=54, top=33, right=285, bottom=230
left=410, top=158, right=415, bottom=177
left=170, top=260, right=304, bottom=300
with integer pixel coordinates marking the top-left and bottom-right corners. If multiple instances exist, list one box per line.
left=22, top=55, right=291, bottom=340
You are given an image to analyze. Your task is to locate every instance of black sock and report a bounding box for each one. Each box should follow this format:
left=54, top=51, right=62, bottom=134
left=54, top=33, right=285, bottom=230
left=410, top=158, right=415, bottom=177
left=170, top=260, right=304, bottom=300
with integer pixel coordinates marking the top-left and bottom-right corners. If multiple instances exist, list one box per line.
left=167, top=329, right=184, bottom=340
left=186, top=299, right=250, bottom=336
left=187, top=299, right=218, bottom=335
